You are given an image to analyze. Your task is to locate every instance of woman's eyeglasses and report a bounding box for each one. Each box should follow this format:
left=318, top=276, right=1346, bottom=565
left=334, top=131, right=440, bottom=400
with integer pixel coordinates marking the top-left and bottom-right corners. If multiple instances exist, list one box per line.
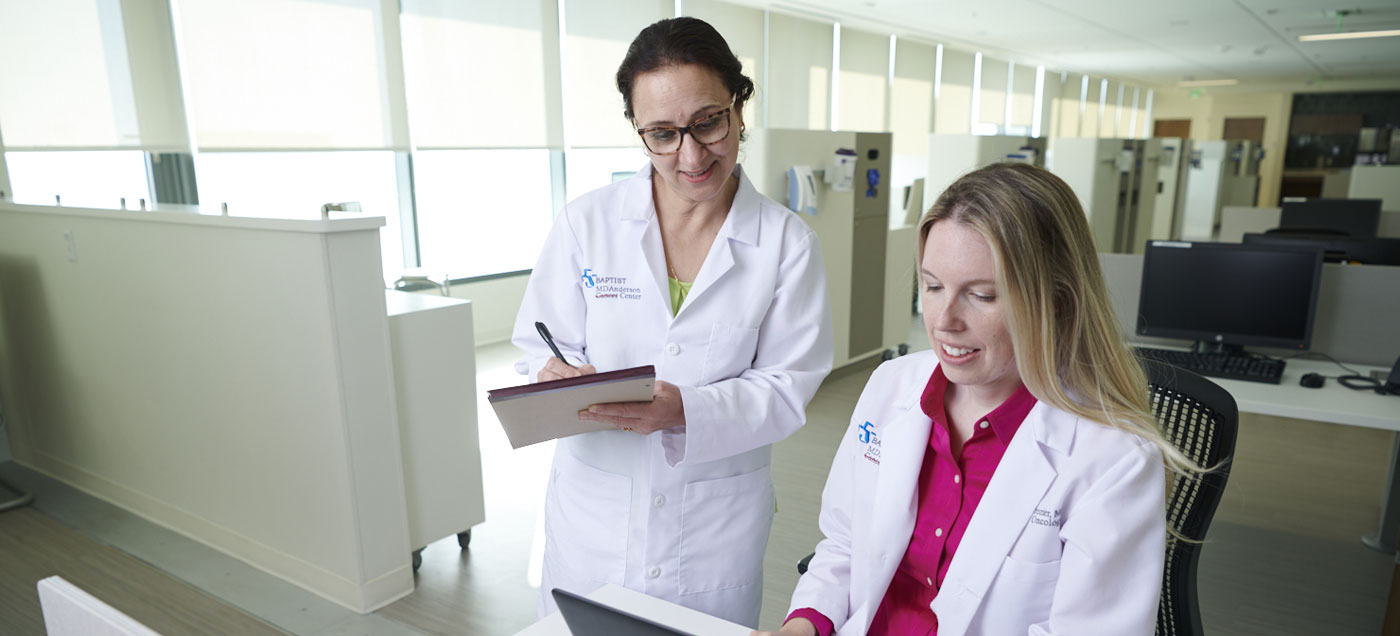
left=635, top=105, right=733, bottom=155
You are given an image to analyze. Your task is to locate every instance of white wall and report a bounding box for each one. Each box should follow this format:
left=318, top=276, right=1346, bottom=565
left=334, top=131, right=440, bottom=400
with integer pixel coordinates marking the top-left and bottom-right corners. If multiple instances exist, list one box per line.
left=1350, top=165, right=1400, bottom=212
left=443, top=273, right=529, bottom=346
left=1151, top=89, right=1290, bottom=208
left=0, top=202, right=412, bottom=613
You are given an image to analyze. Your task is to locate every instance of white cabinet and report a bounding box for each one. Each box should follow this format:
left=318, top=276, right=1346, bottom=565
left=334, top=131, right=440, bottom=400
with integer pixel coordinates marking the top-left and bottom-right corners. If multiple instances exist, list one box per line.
left=385, top=291, right=485, bottom=554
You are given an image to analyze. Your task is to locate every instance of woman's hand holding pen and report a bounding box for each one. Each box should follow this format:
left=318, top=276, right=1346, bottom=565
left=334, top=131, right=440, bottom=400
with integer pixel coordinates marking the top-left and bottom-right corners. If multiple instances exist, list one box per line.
left=538, top=357, right=596, bottom=383
left=579, top=380, right=685, bottom=435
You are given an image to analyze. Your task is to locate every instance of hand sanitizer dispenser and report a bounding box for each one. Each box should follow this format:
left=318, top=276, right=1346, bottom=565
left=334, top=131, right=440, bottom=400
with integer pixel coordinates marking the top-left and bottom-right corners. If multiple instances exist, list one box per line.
left=828, top=148, right=857, bottom=192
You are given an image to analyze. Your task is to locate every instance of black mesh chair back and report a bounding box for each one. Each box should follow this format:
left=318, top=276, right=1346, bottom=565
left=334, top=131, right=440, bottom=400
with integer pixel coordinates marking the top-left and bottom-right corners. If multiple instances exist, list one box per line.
left=1144, top=359, right=1239, bottom=636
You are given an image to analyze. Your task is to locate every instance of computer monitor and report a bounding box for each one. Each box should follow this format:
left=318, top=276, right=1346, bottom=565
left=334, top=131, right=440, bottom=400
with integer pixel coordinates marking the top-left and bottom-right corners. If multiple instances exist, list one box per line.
left=902, top=178, right=926, bottom=227
left=1278, top=198, right=1382, bottom=238
left=1242, top=233, right=1400, bottom=266
left=1137, top=241, right=1324, bottom=353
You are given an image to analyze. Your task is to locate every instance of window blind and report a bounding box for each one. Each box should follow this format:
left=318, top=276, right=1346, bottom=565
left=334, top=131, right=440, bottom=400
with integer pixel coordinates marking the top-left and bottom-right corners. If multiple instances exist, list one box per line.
left=175, top=0, right=407, bottom=150
left=837, top=27, right=888, bottom=132
left=0, top=0, right=187, bottom=150
left=766, top=12, right=832, bottom=131
left=891, top=39, right=934, bottom=156
left=400, top=0, right=560, bottom=149
left=562, top=0, right=669, bottom=148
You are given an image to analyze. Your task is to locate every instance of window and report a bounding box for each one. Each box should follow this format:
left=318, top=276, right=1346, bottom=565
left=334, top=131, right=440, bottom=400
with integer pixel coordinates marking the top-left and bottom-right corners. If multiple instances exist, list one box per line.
left=564, top=148, right=648, bottom=204
left=194, top=152, right=405, bottom=279
left=563, top=0, right=670, bottom=148
left=682, top=0, right=764, bottom=128
left=5, top=151, right=150, bottom=209
left=1008, top=63, right=1037, bottom=134
left=175, top=0, right=404, bottom=151
left=399, top=0, right=563, bottom=279
left=400, top=0, right=559, bottom=149
left=837, top=27, right=889, bottom=132
left=767, top=13, right=833, bottom=130
left=413, top=149, right=554, bottom=278
left=935, top=48, right=973, bottom=135
left=0, top=0, right=186, bottom=150
left=977, top=55, right=1007, bottom=133
left=890, top=38, right=935, bottom=224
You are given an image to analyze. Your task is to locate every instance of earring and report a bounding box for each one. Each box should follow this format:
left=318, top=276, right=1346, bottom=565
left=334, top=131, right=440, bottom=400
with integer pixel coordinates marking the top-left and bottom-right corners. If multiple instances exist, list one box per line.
left=740, top=123, right=747, bottom=133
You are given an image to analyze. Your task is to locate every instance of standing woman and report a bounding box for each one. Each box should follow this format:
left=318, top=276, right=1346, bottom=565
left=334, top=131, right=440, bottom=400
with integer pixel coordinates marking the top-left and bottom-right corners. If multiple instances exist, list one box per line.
left=763, top=163, right=1195, bottom=635
left=512, top=17, right=834, bottom=626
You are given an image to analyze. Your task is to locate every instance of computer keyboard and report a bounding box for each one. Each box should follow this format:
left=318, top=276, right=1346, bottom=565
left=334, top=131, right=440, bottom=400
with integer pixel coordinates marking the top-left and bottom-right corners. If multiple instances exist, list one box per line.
left=1134, top=347, right=1286, bottom=385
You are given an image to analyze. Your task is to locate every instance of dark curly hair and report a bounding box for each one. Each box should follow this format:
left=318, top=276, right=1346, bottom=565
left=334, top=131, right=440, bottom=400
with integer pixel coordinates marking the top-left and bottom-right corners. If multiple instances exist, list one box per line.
left=615, top=17, right=754, bottom=123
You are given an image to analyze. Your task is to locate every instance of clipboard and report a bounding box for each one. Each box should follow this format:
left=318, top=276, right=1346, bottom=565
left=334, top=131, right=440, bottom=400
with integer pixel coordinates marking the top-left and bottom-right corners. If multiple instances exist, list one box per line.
left=488, top=365, right=656, bottom=449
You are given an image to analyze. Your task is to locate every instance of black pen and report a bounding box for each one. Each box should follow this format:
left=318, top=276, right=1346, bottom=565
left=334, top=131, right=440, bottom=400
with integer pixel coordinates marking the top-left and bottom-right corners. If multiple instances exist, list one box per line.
left=535, top=321, right=576, bottom=368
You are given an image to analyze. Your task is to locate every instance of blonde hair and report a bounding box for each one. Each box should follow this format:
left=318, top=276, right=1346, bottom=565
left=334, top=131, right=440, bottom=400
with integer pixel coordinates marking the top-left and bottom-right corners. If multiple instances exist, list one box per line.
left=919, top=162, right=1198, bottom=477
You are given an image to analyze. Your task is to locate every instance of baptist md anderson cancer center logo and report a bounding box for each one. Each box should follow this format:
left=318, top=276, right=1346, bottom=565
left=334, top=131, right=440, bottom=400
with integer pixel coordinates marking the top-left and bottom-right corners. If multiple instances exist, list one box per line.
left=581, top=268, right=642, bottom=300
left=859, top=421, right=881, bottom=465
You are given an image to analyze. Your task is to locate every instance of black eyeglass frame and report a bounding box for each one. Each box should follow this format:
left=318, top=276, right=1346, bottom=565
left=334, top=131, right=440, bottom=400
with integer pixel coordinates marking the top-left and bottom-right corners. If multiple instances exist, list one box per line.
left=634, top=104, right=734, bottom=156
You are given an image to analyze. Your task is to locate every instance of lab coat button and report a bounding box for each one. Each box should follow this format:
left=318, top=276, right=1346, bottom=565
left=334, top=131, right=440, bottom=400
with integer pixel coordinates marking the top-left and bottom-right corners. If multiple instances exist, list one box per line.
left=926, top=577, right=934, bottom=586
left=935, top=527, right=943, bottom=537
left=654, top=495, right=666, bottom=507
left=953, top=474, right=960, bottom=484
left=665, top=342, right=681, bottom=355
left=979, top=420, right=989, bottom=429
left=647, top=566, right=661, bottom=579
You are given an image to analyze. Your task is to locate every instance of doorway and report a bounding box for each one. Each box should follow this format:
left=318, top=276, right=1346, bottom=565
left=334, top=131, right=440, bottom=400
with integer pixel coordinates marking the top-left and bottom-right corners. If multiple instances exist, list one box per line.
left=1154, top=119, right=1191, bottom=138
left=1223, top=117, right=1266, bottom=143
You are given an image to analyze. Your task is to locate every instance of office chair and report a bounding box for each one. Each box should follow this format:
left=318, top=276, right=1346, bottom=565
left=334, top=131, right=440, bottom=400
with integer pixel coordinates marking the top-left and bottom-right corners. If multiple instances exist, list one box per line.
left=794, top=359, right=1238, bottom=636
left=1145, top=359, right=1238, bottom=636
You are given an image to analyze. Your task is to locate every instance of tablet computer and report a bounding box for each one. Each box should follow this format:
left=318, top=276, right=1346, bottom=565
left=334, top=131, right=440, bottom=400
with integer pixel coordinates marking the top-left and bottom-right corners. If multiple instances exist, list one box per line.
left=551, top=588, right=695, bottom=636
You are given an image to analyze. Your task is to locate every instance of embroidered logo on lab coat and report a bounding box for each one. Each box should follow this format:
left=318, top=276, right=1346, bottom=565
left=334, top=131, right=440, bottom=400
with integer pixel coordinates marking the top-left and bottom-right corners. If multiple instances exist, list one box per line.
left=581, top=268, right=642, bottom=300
left=859, top=421, right=881, bottom=465
left=1031, top=508, right=1062, bottom=527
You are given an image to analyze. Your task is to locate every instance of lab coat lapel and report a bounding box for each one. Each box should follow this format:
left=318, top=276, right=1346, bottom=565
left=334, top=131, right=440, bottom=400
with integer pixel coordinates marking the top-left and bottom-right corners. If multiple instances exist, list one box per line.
left=680, top=230, right=733, bottom=319
left=933, top=404, right=1065, bottom=636
left=862, top=404, right=933, bottom=614
left=676, top=167, right=759, bottom=318
left=622, top=167, right=675, bottom=318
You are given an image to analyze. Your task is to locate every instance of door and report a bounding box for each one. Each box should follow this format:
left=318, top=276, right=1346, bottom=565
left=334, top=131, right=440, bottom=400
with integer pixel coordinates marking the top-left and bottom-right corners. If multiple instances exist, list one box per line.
left=1154, top=119, right=1191, bottom=138
left=1223, top=117, right=1265, bottom=143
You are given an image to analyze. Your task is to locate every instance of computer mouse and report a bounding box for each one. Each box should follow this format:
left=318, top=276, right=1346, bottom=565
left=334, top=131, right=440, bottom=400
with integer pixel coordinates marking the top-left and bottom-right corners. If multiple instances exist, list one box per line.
left=1300, top=372, right=1325, bottom=388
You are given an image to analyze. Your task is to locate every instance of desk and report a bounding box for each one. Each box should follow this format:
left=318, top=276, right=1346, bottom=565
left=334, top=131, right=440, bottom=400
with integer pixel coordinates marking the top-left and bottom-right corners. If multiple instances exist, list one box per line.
left=514, top=585, right=751, bottom=636
left=1155, top=355, right=1400, bottom=551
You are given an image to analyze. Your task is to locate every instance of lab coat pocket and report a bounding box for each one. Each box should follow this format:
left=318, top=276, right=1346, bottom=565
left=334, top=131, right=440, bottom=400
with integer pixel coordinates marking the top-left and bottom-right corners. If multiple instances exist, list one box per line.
left=996, top=554, right=1061, bottom=584
left=544, top=450, right=631, bottom=584
left=678, top=465, right=775, bottom=595
left=698, top=324, right=760, bottom=386
left=981, top=554, right=1059, bottom=629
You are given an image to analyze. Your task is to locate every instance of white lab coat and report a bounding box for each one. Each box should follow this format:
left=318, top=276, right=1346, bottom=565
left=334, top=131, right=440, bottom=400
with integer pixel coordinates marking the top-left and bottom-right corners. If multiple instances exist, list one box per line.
left=789, top=350, right=1165, bottom=635
left=513, top=163, right=834, bottom=626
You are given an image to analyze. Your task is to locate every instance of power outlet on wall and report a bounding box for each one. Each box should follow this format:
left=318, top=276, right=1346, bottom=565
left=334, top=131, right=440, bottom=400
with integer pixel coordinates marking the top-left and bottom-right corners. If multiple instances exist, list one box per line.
left=63, top=230, right=77, bottom=263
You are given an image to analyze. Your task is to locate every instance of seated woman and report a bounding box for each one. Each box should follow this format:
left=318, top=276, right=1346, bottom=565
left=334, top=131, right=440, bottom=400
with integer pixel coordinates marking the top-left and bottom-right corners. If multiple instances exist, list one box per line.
left=760, top=162, right=1197, bottom=636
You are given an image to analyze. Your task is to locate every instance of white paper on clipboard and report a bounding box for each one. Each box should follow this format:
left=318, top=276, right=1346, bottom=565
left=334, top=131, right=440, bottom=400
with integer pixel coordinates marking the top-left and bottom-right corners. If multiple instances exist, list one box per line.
left=487, top=365, right=656, bottom=449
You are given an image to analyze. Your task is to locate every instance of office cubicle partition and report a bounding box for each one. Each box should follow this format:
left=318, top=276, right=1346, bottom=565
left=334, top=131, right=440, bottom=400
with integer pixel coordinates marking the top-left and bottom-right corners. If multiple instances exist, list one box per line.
left=0, top=201, right=413, bottom=613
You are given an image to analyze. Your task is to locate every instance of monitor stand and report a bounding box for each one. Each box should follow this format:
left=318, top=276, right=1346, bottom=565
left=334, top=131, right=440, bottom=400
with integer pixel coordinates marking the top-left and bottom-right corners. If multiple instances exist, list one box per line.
left=1192, top=341, right=1246, bottom=356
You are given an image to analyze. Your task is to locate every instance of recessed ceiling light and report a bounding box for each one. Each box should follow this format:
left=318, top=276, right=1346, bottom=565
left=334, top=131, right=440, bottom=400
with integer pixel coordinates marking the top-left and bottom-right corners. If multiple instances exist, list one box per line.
left=1299, top=29, right=1400, bottom=42
left=1177, top=79, right=1239, bottom=87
